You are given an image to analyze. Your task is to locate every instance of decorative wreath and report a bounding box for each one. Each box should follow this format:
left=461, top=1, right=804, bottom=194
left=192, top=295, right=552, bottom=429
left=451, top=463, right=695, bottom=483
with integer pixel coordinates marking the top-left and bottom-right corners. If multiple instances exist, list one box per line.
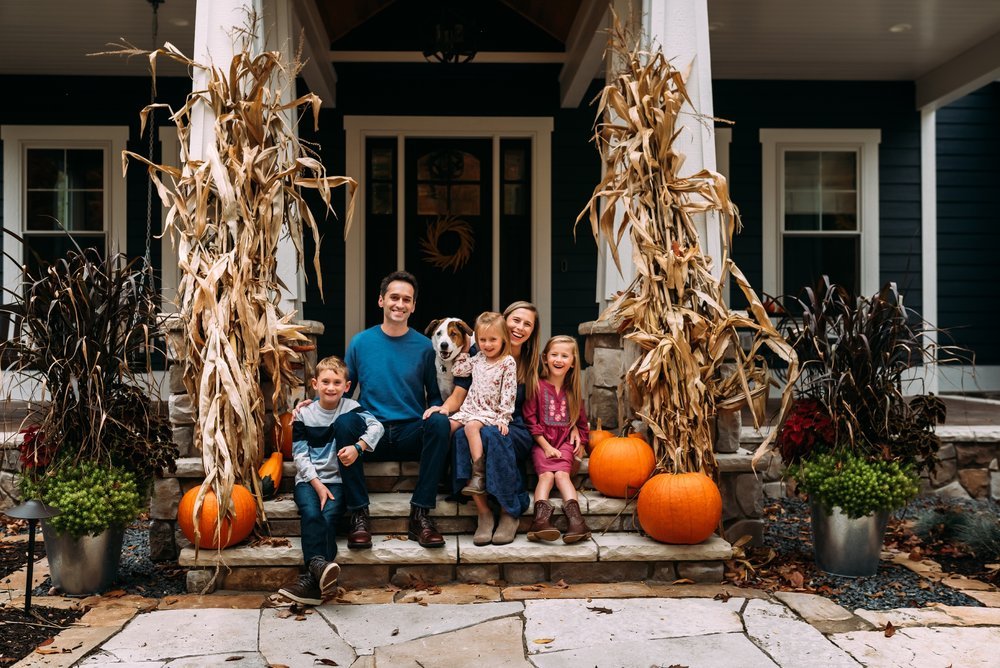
left=420, top=216, right=475, bottom=273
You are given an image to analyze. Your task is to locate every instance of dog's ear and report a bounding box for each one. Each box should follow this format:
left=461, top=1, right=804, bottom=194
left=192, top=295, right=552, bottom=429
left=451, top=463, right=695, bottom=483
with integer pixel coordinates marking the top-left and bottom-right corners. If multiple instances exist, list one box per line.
left=457, top=320, right=474, bottom=337
left=424, top=319, right=443, bottom=336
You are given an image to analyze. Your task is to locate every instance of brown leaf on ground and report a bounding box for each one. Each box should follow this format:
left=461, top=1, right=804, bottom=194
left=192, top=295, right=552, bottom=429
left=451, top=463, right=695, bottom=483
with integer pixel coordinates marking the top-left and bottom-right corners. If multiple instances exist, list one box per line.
left=520, top=586, right=543, bottom=592
left=102, top=589, right=127, bottom=598
left=314, top=659, right=339, bottom=666
left=884, top=621, right=896, bottom=638
left=248, top=536, right=291, bottom=548
left=391, top=628, right=399, bottom=636
left=225, top=657, right=244, bottom=662
left=672, top=578, right=695, bottom=585
left=533, top=638, right=555, bottom=644
left=276, top=610, right=293, bottom=619
left=553, top=579, right=570, bottom=589
left=587, top=606, right=613, bottom=614
left=713, top=591, right=732, bottom=602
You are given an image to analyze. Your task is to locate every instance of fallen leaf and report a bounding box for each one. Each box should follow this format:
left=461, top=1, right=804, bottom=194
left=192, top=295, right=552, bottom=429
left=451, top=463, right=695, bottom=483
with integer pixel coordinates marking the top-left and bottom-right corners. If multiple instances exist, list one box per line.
left=37, top=639, right=54, bottom=647
left=391, top=628, right=399, bottom=636
left=884, top=621, right=896, bottom=638
left=713, top=591, right=732, bottom=602
left=520, top=586, right=542, bottom=592
left=553, top=579, right=570, bottom=589
left=918, top=580, right=930, bottom=590
left=295, top=615, right=306, bottom=621
left=672, top=578, right=695, bottom=585
left=908, top=548, right=923, bottom=561
left=314, top=659, right=339, bottom=666
left=34, top=648, right=67, bottom=656
left=267, top=664, right=290, bottom=668
left=533, top=638, right=556, bottom=644
left=225, top=657, right=244, bottom=662
left=786, top=570, right=805, bottom=589
left=103, top=589, right=127, bottom=598
left=276, top=610, right=293, bottom=619
left=587, top=606, right=613, bottom=614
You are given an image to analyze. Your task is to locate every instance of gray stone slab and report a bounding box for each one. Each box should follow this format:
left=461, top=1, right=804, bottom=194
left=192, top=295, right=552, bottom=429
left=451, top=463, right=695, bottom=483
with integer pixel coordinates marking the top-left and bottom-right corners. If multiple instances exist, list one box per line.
left=263, top=493, right=459, bottom=520
left=259, top=608, right=356, bottom=668
left=578, top=491, right=627, bottom=515
left=775, top=591, right=872, bottom=634
left=592, top=532, right=732, bottom=561
left=372, top=617, right=531, bottom=667
left=79, top=653, right=164, bottom=667
left=529, top=633, right=778, bottom=668
left=163, top=654, right=268, bottom=667
left=830, top=626, right=1000, bottom=668
left=180, top=535, right=458, bottom=566
left=743, top=599, right=861, bottom=667
left=179, top=538, right=303, bottom=567
left=99, top=609, right=261, bottom=662
left=316, top=602, right=524, bottom=655
left=458, top=535, right=597, bottom=563
left=854, top=606, right=1000, bottom=628
left=523, top=597, right=745, bottom=654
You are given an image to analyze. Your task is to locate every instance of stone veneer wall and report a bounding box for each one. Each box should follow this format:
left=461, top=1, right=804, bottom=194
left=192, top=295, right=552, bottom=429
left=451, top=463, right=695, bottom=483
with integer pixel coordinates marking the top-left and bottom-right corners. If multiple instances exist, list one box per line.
left=578, top=320, right=762, bottom=545
left=147, top=317, right=323, bottom=560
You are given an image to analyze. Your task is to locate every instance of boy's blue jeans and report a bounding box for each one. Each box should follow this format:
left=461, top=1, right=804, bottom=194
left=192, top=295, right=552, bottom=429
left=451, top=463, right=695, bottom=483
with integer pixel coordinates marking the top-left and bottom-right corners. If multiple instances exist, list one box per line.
left=295, top=481, right=344, bottom=566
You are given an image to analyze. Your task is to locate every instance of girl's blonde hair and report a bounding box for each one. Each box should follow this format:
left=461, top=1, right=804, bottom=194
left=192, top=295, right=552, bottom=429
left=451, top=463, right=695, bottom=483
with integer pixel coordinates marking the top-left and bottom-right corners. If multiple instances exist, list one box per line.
left=503, top=301, right=540, bottom=400
left=474, top=311, right=511, bottom=359
left=541, top=335, right=583, bottom=421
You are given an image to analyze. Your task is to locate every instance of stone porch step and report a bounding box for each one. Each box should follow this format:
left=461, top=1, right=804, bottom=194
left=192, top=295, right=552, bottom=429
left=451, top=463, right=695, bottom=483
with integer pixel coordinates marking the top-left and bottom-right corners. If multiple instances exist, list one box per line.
left=179, top=533, right=733, bottom=591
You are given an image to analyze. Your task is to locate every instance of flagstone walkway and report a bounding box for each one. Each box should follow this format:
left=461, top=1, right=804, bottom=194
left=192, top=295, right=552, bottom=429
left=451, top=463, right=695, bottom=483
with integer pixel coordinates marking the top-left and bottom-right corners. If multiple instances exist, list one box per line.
left=8, top=581, right=1000, bottom=667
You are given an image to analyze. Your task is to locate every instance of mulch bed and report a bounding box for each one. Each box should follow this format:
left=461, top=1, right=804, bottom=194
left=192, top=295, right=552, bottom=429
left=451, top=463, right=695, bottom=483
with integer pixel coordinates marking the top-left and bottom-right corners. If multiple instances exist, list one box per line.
left=0, top=605, right=85, bottom=665
left=1, top=540, right=45, bottom=583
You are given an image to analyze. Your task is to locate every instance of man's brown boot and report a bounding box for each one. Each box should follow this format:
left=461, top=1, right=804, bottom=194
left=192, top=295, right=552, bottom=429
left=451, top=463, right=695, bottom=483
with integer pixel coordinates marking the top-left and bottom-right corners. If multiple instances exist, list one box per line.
left=347, top=507, right=372, bottom=549
left=408, top=506, right=445, bottom=548
left=562, top=499, right=591, bottom=544
left=461, top=457, right=487, bottom=496
left=526, top=500, right=561, bottom=542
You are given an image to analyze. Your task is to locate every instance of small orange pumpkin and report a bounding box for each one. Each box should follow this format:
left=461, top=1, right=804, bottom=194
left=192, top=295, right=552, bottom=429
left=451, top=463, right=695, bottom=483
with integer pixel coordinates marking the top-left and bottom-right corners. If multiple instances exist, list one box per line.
left=587, top=418, right=613, bottom=455
left=588, top=435, right=655, bottom=498
left=258, top=451, right=283, bottom=499
left=637, top=472, right=722, bottom=544
left=274, top=413, right=294, bottom=459
left=177, top=485, right=257, bottom=549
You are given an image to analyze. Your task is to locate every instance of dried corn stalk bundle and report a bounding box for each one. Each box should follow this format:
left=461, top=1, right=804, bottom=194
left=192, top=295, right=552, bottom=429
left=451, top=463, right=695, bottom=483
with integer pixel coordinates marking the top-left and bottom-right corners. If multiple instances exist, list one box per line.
left=113, top=26, right=356, bottom=550
left=578, top=20, right=796, bottom=475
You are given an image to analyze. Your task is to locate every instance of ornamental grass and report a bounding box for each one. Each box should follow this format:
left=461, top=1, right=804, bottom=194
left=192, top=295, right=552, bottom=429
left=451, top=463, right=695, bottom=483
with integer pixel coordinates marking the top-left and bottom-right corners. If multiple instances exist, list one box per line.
left=578, top=17, right=797, bottom=475
left=105, top=18, right=356, bottom=552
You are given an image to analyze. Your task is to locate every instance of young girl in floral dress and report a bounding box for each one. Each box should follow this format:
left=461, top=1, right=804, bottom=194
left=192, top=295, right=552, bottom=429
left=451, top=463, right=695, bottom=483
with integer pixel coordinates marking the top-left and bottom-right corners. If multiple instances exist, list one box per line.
left=447, top=312, right=518, bottom=497
left=523, top=335, right=591, bottom=543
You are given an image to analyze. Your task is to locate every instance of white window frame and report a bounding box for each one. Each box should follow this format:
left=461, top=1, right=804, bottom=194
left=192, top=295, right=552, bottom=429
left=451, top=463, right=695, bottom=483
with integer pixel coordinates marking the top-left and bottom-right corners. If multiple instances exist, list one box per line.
left=343, top=116, right=553, bottom=346
left=760, top=128, right=881, bottom=298
left=1, top=125, right=129, bottom=298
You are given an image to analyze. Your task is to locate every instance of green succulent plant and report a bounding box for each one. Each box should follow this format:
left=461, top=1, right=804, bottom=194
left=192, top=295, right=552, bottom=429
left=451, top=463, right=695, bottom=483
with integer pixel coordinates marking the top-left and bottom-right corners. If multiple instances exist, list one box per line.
left=20, top=461, right=143, bottom=539
left=788, top=450, right=919, bottom=518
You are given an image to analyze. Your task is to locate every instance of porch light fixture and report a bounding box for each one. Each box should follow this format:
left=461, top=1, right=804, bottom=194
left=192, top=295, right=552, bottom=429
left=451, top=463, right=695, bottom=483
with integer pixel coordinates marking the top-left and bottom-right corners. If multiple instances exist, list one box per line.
left=3, top=500, right=60, bottom=615
left=423, top=3, right=478, bottom=64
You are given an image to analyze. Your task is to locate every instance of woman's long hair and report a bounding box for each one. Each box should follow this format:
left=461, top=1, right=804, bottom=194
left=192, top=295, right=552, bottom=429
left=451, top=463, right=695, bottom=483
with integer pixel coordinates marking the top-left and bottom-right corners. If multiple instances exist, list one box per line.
left=503, top=301, right=540, bottom=401
left=541, top=335, right=582, bottom=421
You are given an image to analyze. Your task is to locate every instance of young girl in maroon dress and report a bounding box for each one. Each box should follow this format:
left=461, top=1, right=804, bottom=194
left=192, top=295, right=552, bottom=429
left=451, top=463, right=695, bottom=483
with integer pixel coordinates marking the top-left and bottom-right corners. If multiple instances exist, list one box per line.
left=523, top=335, right=591, bottom=543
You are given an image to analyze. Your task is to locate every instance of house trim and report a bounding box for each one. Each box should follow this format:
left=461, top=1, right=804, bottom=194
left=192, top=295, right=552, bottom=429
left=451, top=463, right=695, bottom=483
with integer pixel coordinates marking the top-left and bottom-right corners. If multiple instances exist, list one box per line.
left=760, top=128, right=881, bottom=298
left=1, top=125, right=129, bottom=299
left=343, top=116, right=554, bottom=346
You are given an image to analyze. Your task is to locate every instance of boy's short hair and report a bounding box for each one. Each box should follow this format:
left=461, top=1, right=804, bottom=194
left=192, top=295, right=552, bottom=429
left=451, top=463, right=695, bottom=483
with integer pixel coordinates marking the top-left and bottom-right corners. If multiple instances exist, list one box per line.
left=379, top=270, right=419, bottom=300
left=315, top=355, right=348, bottom=378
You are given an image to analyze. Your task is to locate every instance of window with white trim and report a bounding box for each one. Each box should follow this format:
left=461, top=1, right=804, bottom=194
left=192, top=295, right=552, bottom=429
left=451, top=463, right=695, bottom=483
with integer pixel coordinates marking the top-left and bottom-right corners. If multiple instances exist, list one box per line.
left=760, top=129, right=880, bottom=299
left=2, top=126, right=128, bottom=292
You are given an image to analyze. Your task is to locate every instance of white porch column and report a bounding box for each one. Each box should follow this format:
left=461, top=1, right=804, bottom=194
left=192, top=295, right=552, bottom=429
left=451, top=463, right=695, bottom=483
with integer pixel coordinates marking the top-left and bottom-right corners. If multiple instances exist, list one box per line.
left=191, top=0, right=300, bottom=314
left=599, top=0, right=720, bottom=306
left=920, top=108, right=939, bottom=394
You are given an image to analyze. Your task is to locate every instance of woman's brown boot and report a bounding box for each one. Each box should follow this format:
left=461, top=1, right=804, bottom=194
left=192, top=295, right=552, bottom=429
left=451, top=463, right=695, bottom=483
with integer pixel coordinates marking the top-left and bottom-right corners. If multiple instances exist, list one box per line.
left=473, top=510, right=495, bottom=546
left=461, top=457, right=487, bottom=496
left=562, top=499, right=591, bottom=544
left=492, top=511, right=519, bottom=545
left=526, top=500, right=561, bottom=542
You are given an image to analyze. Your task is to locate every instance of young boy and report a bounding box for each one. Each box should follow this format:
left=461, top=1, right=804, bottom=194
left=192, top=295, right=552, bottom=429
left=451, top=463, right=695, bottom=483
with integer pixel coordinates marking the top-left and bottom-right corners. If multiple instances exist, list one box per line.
left=277, top=356, right=383, bottom=605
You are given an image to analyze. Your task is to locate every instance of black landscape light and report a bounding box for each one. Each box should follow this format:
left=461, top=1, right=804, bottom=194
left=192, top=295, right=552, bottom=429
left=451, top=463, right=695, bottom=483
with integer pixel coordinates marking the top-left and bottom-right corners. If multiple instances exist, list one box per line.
left=4, top=500, right=60, bottom=615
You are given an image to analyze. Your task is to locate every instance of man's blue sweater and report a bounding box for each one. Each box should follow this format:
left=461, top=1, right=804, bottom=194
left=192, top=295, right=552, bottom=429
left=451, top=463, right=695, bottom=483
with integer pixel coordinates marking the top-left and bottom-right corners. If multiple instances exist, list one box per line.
left=345, top=326, right=442, bottom=422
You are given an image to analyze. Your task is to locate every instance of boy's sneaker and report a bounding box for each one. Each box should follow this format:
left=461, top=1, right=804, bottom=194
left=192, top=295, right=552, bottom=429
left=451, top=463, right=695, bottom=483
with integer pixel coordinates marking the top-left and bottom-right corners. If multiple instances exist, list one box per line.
left=308, top=557, right=341, bottom=598
left=277, top=573, right=322, bottom=606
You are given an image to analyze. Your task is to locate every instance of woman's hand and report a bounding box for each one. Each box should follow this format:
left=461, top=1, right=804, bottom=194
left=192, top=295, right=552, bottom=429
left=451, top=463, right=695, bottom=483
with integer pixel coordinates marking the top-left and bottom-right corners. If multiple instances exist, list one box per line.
left=423, top=405, right=448, bottom=420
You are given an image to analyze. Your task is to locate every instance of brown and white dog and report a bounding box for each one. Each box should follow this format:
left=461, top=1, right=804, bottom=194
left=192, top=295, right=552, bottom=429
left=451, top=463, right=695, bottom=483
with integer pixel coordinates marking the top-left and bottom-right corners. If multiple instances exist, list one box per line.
left=424, top=317, right=474, bottom=398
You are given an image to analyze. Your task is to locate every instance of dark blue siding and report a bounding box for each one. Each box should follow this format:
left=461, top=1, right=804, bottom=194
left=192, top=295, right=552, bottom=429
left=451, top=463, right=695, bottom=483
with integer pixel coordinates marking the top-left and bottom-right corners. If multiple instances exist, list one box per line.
left=714, top=81, right=923, bottom=313
left=936, top=82, right=1000, bottom=364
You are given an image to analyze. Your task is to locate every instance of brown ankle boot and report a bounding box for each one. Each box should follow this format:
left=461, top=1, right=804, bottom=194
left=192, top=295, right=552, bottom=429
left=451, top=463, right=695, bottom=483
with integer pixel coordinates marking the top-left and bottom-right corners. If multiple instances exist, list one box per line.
left=527, top=500, right=561, bottom=542
left=562, top=499, right=591, bottom=544
left=473, top=510, right=495, bottom=546
left=461, top=457, right=487, bottom=496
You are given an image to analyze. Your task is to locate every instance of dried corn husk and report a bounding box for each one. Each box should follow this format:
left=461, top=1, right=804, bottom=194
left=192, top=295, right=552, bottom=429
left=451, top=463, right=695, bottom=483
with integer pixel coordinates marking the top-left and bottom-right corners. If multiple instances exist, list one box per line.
left=578, top=17, right=797, bottom=475
left=111, top=24, right=356, bottom=554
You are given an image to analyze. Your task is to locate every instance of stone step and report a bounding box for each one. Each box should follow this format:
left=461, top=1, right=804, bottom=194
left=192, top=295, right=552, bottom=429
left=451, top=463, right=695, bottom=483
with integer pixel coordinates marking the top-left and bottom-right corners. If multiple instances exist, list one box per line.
left=179, top=533, right=733, bottom=591
left=260, top=491, right=641, bottom=537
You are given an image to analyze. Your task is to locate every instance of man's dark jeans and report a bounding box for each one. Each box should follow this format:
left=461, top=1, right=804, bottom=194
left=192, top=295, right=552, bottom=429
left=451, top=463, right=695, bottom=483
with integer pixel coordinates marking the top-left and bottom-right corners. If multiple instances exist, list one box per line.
left=341, top=412, right=450, bottom=510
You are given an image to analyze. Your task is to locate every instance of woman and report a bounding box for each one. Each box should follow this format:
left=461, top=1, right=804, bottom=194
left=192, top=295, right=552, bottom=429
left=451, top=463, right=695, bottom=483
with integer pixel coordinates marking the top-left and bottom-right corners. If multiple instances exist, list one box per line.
left=426, top=301, right=540, bottom=545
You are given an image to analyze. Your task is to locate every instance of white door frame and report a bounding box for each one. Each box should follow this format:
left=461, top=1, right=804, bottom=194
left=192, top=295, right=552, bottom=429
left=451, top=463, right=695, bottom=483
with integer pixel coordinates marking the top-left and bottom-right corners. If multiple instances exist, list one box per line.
left=343, top=116, right=554, bottom=346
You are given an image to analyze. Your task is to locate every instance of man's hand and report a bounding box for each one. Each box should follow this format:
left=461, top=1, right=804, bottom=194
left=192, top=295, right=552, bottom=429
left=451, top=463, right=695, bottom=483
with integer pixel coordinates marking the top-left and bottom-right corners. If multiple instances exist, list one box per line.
left=338, top=444, right=360, bottom=467
left=292, top=398, right=313, bottom=418
left=310, top=478, right=335, bottom=510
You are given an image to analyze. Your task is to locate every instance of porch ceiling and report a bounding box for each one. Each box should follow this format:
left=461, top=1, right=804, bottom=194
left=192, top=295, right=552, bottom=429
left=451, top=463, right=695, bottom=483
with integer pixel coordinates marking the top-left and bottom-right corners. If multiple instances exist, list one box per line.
left=0, top=1, right=998, bottom=89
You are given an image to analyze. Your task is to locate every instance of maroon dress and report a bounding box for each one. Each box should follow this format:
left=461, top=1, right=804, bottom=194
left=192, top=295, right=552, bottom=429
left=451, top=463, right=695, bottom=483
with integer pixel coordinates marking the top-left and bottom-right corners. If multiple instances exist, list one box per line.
left=523, top=379, right=590, bottom=474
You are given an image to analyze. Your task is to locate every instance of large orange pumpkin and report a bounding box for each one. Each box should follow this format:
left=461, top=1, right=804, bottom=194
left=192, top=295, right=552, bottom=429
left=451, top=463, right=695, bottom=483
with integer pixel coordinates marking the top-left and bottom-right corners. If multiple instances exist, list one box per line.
left=587, top=418, right=613, bottom=455
left=588, top=435, right=655, bottom=498
left=177, top=485, right=257, bottom=549
left=274, top=413, right=294, bottom=459
left=258, top=451, right=283, bottom=499
left=637, top=472, right=722, bottom=544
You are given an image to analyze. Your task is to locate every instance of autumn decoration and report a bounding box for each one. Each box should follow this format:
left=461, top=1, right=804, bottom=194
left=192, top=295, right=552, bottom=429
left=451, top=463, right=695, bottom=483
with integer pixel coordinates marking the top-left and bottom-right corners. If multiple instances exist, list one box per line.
left=637, top=472, right=722, bottom=544
left=588, top=434, right=656, bottom=499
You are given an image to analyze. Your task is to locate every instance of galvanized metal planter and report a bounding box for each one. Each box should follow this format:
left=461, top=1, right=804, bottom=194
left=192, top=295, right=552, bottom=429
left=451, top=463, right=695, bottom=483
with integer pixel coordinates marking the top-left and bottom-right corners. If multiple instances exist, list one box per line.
left=41, top=522, right=125, bottom=595
left=809, top=499, right=890, bottom=577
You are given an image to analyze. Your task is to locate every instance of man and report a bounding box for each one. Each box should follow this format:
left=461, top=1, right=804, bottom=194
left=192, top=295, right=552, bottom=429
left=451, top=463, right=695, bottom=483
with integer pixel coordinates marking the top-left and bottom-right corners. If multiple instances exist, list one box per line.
left=341, top=270, right=450, bottom=548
